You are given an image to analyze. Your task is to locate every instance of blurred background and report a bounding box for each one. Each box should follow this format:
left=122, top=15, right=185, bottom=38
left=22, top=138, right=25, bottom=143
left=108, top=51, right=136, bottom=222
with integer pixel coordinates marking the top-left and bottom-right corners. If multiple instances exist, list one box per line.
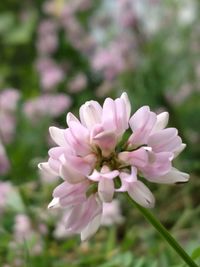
left=0, top=0, right=200, bottom=266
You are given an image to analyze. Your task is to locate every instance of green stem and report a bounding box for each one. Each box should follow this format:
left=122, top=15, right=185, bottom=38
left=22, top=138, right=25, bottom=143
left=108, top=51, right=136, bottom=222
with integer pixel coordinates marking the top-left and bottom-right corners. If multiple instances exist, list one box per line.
left=126, top=194, right=198, bottom=267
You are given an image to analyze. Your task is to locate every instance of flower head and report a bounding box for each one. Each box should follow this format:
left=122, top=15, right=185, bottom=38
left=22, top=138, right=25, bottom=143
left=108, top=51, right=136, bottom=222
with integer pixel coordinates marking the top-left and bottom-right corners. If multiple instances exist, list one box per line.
left=39, top=92, right=189, bottom=240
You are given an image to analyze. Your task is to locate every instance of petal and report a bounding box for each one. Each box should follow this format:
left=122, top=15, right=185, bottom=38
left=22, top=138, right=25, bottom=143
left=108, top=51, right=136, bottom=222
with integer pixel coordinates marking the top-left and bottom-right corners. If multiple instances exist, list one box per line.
left=88, top=169, right=101, bottom=181
left=115, top=98, right=128, bottom=135
left=119, top=148, right=148, bottom=168
left=120, top=92, right=131, bottom=121
left=141, top=151, right=173, bottom=178
left=48, top=158, right=60, bottom=173
left=48, top=197, right=60, bottom=209
left=81, top=214, right=102, bottom=241
left=66, top=112, right=79, bottom=126
left=102, top=98, right=116, bottom=132
left=128, top=181, right=155, bottom=208
left=49, top=127, right=67, bottom=147
left=93, top=129, right=117, bottom=156
left=65, top=195, right=102, bottom=233
left=79, top=100, right=102, bottom=129
left=129, top=106, right=151, bottom=131
left=148, top=128, right=181, bottom=153
left=102, top=170, right=119, bottom=179
left=60, top=162, right=86, bottom=183
left=129, top=106, right=157, bottom=145
left=38, top=162, right=58, bottom=176
left=65, top=154, right=96, bottom=176
left=48, top=147, right=65, bottom=159
left=98, top=178, right=114, bottom=203
left=151, top=112, right=169, bottom=133
left=119, top=166, right=137, bottom=183
left=173, top=143, right=186, bottom=158
left=59, top=193, right=87, bottom=207
left=64, top=205, right=84, bottom=231
left=146, top=167, right=190, bottom=184
left=66, top=121, right=91, bottom=156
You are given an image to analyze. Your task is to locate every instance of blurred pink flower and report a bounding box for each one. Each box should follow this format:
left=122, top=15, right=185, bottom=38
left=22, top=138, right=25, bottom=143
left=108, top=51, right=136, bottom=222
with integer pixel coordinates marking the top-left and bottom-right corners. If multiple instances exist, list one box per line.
left=101, top=200, right=124, bottom=226
left=36, top=58, right=64, bottom=90
left=0, top=89, right=20, bottom=111
left=39, top=93, right=189, bottom=240
left=37, top=20, right=58, bottom=55
left=14, top=214, right=32, bottom=242
left=68, top=73, right=87, bottom=93
left=13, top=214, right=43, bottom=255
left=91, top=40, right=132, bottom=80
left=92, top=47, right=125, bottom=80
left=24, top=94, right=71, bottom=121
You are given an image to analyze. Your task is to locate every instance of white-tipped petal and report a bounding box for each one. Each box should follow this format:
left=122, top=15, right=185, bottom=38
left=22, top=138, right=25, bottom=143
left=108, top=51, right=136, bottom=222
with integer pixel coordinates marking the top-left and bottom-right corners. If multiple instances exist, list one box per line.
left=79, top=101, right=102, bottom=129
left=147, top=167, right=190, bottom=184
left=48, top=197, right=60, bottom=209
left=38, top=162, right=58, bottom=176
left=66, top=112, right=79, bottom=126
left=174, top=143, right=186, bottom=158
left=49, top=127, right=67, bottom=146
left=128, top=181, right=155, bottom=208
left=121, top=92, right=131, bottom=119
left=152, top=112, right=169, bottom=133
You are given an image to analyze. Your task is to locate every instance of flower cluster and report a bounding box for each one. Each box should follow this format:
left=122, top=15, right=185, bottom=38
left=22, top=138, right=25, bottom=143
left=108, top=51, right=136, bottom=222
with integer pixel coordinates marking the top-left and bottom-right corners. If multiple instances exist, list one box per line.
left=39, top=93, right=189, bottom=240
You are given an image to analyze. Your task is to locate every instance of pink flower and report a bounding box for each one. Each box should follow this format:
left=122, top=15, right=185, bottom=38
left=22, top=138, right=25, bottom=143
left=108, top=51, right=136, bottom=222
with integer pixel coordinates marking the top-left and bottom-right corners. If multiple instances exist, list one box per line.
left=39, top=92, right=189, bottom=240
left=36, top=58, right=64, bottom=90
left=0, top=89, right=20, bottom=111
left=92, top=46, right=126, bottom=80
left=37, top=20, right=58, bottom=55
left=101, top=200, right=124, bottom=226
left=14, top=214, right=32, bottom=241
left=68, top=73, right=87, bottom=93
left=24, top=94, right=71, bottom=121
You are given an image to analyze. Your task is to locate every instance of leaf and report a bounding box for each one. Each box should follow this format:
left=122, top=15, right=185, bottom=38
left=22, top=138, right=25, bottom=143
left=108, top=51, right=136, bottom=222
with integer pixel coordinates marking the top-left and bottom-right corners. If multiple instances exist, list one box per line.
left=4, top=11, right=37, bottom=44
left=192, top=247, right=200, bottom=260
left=0, top=12, right=15, bottom=34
